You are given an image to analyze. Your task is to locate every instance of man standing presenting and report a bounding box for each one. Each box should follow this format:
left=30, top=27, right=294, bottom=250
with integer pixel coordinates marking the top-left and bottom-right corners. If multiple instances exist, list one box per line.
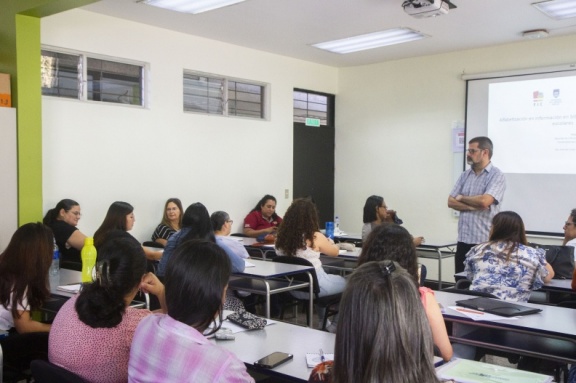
left=448, top=136, right=506, bottom=273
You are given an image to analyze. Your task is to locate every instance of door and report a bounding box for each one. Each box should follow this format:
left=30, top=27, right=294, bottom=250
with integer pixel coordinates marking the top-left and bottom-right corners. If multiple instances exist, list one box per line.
left=293, top=89, right=335, bottom=225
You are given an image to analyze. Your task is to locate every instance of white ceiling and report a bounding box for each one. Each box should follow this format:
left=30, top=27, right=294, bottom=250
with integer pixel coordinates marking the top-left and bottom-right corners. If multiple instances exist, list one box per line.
left=81, top=0, right=576, bottom=67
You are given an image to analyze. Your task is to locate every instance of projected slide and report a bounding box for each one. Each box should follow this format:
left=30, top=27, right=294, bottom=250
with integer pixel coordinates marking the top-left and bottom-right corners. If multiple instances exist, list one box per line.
left=488, top=76, right=576, bottom=174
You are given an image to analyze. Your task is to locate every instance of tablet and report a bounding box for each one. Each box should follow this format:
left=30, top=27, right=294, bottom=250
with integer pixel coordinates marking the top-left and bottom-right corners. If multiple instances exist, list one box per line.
left=455, top=297, right=542, bottom=317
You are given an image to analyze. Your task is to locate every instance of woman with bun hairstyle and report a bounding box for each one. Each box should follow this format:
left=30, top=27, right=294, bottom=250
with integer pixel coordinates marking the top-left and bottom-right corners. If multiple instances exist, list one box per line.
left=49, top=232, right=166, bottom=383
left=43, top=199, right=87, bottom=270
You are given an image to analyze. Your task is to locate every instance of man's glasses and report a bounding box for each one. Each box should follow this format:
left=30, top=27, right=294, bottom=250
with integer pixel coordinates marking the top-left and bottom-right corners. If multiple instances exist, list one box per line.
left=467, top=148, right=484, bottom=154
left=565, top=221, right=575, bottom=227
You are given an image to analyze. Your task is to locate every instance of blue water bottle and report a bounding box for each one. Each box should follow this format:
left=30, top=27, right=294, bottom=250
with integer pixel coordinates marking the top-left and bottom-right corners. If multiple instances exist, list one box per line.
left=325, top=221, right=334, bottom=240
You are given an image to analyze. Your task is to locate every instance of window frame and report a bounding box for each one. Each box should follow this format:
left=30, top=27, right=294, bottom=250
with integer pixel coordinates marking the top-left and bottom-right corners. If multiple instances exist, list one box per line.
left=293, top=88, right=335, bottom=127
left=41, top=45, right=148, bottom=108
left=183, top=70, right=269, bottom=120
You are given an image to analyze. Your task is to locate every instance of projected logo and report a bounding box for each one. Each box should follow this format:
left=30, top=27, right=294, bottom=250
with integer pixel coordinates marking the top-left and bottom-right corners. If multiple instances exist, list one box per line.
left=550, top=89, right=562, bottom=106
left=533, top=90, right=543, bottom=106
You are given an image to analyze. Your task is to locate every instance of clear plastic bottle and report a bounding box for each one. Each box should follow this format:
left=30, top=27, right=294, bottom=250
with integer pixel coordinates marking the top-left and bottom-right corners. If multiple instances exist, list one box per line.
left=50, top=242, right=60, bottom=276
left=81, top=237, right=97, bottom=283
left=334, top=216, right=340, bottom=234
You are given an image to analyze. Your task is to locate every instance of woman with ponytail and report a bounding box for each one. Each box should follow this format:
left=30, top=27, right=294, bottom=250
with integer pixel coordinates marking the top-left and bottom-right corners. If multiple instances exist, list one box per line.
left=48, top=231, right=166, bottom=383
left=43, top=199, right=87, bottom=270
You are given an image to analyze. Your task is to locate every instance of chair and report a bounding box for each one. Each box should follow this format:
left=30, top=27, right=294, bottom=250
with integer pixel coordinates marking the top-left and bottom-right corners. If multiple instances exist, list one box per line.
left=454, top=278, right=472, bottom=290
left=30, top=359, right=85, bottom=383
left=272, top=256, right=341, bottom=330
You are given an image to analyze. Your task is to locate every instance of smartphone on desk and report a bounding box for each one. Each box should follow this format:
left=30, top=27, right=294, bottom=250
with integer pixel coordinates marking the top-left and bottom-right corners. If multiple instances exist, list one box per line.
left=254, top=352, right=293, bottom=368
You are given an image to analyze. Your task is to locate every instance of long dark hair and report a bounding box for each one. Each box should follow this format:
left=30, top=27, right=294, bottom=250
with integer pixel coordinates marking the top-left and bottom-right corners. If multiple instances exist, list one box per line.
left=487, top=211, right=528, bottom=262
left=0, top=223, right=53, bottom=318
left=358, top=223, right=419, bottom=285
left=75, top=232, right=147, bottom=328
left=275, top=198, right=319, bottom=256
left=160, top=198, right=183, bottom=230
left=93, top=201, right=134, bottom=248
left=165, top=240, right=231, bottom=334
left=250, top=194, right=280, bottom=220
left=363, top=195, right=384, bottom=223
left=42, top=199, right=79, bottom=225
left=334, top=261, right=440, bottom=383
left=178, top=203, right=215, bottom=244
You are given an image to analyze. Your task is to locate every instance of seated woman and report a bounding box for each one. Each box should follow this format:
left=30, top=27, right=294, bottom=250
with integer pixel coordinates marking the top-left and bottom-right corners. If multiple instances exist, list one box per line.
left=243, top=194, right=283, bottom=238
left=157, top=202, right=214, bottom=276
left=211, top=210, right=249, bottom=273
left=357, top=223, right=452, bottom=361
left=49, top=233, right=166, bottom=383
left=275, top=198, right=346, bottom=326
left=0, top=223, right=53, bottom=372
left=465, top=211, right=554, bottom=302
left=309, top=261, right=441, bottom=383
left=151, top=198, right=183, bottom=246
left=362, top=195, right=423, bottom=246
left=128, top=240, right=255, bottom=383
left=94, top=201, right=162, bottom=262
left=43, top=199, right=87, bottom=270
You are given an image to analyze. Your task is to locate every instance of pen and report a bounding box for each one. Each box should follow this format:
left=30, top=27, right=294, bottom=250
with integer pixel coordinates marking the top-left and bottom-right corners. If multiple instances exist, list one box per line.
left=319, top=349, right=325, bottom=362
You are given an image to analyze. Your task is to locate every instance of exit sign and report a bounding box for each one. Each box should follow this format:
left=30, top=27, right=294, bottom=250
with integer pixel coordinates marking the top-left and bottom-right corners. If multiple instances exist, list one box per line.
left=305, top=118, right=321, bottom=127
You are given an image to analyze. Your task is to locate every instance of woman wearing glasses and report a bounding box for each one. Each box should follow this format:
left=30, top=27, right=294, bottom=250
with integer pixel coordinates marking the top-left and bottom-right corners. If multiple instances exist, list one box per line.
left=43, top=199, right=87, bottom=270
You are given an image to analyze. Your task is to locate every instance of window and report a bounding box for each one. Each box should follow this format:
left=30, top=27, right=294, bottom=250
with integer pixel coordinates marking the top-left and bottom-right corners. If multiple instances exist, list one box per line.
left=183, top=71, right=266, bottom=119
left=41, top=48, right=145, bottom=106
left=293, top=90, right=334, bottom=126
left=41, top=50, right=80, bottom=99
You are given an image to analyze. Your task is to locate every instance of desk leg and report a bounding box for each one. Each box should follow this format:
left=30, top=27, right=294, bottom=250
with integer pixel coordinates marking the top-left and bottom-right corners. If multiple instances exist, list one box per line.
left=264, top=281, right=271, bottom=318
left=436, top=248, right=443, bottom=289
left=307, top=272, right=313, bottom=328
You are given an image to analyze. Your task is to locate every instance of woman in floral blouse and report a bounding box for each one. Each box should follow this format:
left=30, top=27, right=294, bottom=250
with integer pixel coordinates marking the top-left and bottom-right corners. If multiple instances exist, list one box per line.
left=465, top=211, right=554, bottom=302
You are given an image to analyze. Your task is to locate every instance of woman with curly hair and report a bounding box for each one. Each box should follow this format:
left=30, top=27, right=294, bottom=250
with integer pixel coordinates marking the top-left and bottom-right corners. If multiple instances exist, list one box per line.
left=275, top=198, right=346, bottom=327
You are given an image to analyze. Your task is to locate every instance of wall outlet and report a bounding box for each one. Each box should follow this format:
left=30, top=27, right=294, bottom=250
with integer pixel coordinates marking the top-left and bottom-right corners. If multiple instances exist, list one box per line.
left=285, top=189, right=289, bottom=199
left=452, top=210, right=460, bottom=218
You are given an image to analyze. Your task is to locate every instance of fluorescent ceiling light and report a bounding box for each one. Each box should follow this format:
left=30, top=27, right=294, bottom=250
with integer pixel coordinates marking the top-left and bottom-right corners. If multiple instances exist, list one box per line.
left=312, top=28, right=428, bottom=54
left=532, top=0, right=576, bottom=20
left=139, top=0, right=245, bottom=14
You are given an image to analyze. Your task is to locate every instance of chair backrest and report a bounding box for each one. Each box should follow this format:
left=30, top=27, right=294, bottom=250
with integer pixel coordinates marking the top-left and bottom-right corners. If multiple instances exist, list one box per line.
left=31, top=360, right=86, bottom=383
left=455, top=278, right=472, bottom=290
left=272, top=256, right=320, bottom=296
left=441, top=288, right=499, bottom=299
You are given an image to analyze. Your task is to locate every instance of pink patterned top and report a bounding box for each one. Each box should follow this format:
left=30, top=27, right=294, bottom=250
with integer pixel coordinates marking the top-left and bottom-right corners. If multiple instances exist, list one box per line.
left=48, top=295, right=151, bottom=383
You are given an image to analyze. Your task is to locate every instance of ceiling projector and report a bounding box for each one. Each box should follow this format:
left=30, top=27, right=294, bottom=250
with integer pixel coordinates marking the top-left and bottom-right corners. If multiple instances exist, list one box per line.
left=402, top=0, right=450, bottom=18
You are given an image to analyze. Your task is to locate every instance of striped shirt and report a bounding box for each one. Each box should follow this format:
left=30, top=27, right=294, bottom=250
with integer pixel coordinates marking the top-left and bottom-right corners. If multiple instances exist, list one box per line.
left=128, top=314, right=254, bottom=383
left=450, top=163, right=506, bottom=244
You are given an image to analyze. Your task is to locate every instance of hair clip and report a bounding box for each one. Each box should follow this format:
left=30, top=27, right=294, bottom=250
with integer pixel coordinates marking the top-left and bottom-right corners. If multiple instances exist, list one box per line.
left=379, top=261, right=396, bottom=276
left=96, top=260, right=110, bottom=287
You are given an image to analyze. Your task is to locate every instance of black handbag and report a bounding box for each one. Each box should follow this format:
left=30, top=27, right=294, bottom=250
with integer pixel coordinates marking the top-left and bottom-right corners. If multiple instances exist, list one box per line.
left=227, top=309, right=267, bottom=330
left=531, top=243, right=575, bottom=279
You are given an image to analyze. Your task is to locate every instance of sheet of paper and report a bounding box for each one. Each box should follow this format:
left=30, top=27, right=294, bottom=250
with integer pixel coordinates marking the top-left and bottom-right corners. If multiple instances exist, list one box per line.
left=245, top=260, right=256, bottom=268
left=306, top=353, right=334, bottom=368
left=448, top=306, right=518, bottom=321
left=56, top=284, right=81, bottom=293
left=437, top=358, right=553, bottom=383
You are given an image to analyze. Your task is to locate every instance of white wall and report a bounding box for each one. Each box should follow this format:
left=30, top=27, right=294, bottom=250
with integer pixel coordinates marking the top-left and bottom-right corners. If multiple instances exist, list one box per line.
left=335, top=35, right=576, bottom=280
left=0, top=107, right=17, bottom=252
left=41, top=9, right=338, bottom=242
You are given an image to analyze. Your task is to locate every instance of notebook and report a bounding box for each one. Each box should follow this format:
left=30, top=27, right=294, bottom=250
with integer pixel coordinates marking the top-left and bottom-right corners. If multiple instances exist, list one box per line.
left=455, top=297, right=542, bottom=317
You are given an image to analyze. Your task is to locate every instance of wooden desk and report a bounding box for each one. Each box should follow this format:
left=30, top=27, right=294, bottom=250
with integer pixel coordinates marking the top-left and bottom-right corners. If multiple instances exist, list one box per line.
left=213, top=320, right=335, bottom=382
left=228, top=259, right=314, bottom=326
left=436, top=290, right=576, bottom=364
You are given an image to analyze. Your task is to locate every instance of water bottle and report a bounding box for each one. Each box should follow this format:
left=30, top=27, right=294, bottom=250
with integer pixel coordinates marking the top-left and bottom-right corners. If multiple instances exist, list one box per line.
left=325, top=222, right=334, bottom=240
left=50, top=242, right=60, bottom=276
left=334, top=216, right=340, bottom=234
left=81, top=237, right=97, bottom=283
